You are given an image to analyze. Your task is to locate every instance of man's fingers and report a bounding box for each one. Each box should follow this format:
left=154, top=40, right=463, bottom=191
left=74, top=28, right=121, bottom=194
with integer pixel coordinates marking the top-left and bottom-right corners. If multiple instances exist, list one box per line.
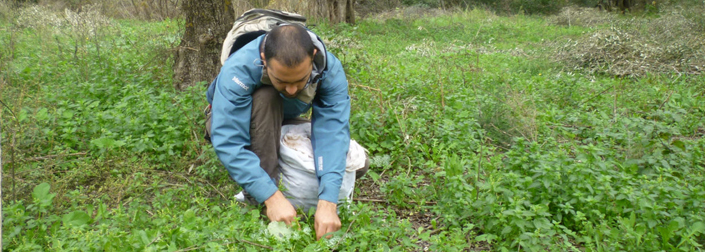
left=320, top=228, right=337, bottom=239
left=315, top=222, right=340, bottom=240
left=264, top=191, right=297, bottom=226
left=315, top=226, right=327, bottom=240
left=314, top=200, right=341, bottom=240
left=322, top=229, right=335, bottom=239
left=273, top=211, right=295, bottom=226
left=327, top=222, right=341, bottom=238
left=315, top=222, right=324, bottom=240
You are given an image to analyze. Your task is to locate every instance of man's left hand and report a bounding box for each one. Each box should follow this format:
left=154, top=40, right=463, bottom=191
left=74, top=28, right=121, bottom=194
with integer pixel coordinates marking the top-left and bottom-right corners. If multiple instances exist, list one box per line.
left=314, top=200, right=341, bottom=240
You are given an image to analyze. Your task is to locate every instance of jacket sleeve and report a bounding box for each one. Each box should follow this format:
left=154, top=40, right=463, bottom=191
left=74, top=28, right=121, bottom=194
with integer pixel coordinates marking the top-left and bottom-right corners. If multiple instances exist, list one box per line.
left=210, top=63, right=278, bottom=204
left=311, top=53, right=351, bottom=204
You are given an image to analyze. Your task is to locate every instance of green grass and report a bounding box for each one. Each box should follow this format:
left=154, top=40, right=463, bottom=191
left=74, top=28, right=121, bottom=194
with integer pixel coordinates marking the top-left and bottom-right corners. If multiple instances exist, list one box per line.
left=2, top=5, right=705, bottom=251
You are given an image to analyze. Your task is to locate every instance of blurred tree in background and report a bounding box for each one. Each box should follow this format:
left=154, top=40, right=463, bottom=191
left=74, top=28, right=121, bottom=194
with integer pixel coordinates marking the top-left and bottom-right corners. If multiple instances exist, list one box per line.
left=172, top=0, right=234, bottom=90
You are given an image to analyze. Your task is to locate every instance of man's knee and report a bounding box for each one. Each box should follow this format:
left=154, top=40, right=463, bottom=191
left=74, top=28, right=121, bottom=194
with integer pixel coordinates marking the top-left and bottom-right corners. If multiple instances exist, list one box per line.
left=250, top=86, right=283, bottom=129
left=252, top=85, right=280, bottom=98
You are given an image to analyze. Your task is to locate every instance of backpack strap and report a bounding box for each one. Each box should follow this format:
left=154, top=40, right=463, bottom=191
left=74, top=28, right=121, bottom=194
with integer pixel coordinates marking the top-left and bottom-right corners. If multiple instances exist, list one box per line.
left=229, top=30, right=267, bottom=58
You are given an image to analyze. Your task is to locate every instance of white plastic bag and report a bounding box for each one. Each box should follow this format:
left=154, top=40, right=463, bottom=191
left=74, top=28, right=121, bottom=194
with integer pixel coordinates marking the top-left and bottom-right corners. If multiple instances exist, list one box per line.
left=278, top=123, right=366, bottom=212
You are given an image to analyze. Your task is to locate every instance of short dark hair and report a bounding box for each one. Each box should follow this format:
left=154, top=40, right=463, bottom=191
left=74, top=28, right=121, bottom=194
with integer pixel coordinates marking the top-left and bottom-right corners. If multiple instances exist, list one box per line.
left=264, top=24, right=315, bottom=67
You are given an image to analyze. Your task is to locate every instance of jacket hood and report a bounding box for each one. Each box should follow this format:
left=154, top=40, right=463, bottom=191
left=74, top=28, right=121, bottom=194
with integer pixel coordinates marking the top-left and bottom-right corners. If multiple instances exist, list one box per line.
left=307, top=29, right=327, bottom=82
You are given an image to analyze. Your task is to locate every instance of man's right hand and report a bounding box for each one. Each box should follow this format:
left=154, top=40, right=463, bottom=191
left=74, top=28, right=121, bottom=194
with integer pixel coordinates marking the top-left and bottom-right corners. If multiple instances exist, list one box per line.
left=264, top=190, right=297, bottom=225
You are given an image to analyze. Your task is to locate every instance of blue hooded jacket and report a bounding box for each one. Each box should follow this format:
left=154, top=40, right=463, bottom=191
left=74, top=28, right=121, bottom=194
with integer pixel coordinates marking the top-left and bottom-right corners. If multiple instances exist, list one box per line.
left=206, top=33, right=350, bottom=204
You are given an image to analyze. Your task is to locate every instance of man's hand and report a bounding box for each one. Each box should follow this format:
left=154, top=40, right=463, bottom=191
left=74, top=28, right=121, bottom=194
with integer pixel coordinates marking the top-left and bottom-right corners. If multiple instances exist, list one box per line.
left=314, top=200, right=341, bottom=240
left=264, top=191, right=296, bottom=225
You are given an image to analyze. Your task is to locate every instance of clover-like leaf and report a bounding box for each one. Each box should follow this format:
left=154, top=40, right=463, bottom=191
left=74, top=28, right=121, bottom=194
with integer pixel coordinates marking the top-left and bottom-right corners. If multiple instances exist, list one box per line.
left=267, top=221, right=293, bottom=240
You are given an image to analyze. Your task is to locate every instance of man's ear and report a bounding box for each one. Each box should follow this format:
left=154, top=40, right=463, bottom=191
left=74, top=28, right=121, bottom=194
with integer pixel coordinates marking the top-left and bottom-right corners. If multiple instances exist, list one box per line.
left=260, top=52, right=266, bottom=67
left=313, top=49, right=318, bottom=58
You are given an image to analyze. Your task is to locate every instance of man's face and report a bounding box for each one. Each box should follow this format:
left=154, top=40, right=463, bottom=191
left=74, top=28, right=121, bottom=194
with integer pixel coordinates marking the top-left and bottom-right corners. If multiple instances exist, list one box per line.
left=262, top=52, right=315, bottom=98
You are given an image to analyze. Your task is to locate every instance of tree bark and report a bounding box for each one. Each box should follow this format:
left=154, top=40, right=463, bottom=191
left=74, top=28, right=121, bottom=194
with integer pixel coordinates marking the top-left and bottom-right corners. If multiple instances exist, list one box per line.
left=173, top=0, right=236, bottom=90
left=323, top=0, right=354, bottom=24
left=616, top=0, right=631, bottom=13
left=345, top=0, right=355, bottom=25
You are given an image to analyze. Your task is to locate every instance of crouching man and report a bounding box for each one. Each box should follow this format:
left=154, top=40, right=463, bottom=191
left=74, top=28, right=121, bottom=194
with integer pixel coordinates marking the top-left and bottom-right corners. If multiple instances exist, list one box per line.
left=205, top=23, right=366, bottom=240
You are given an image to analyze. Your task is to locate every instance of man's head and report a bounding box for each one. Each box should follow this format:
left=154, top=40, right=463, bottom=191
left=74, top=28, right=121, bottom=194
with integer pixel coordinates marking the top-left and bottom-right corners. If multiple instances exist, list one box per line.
left=261, top=24, right=317, bottom=98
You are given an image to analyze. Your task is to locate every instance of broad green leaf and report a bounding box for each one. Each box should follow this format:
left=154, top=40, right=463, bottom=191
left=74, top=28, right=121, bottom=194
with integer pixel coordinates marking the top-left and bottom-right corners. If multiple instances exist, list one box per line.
left=691, top=222, right=705, bottom=234
left=475, top=234, right=497, bottom=243
left=62, top=211, right=90, bottom=227
left=32, top=183, right=55, bottom=207
left=91, top=137, right=116, bottom=149
left=267, top=221, right=292, bottom=240
left=368, top=171, right=380, bottom=183
left=138, top=230, right=150, bottom=245
left=668, top=220, right=680, bottom=233
left=501, top=225, right=513, bottom=235
left=671, top=140, right=686, bottom=151
left=62, top=110, right=75, bottom=119
left=18, top=108, right=28, bottom=122
left=33, top=183, right=51, bottom=201
left=36, top=108, right=48, bottom=121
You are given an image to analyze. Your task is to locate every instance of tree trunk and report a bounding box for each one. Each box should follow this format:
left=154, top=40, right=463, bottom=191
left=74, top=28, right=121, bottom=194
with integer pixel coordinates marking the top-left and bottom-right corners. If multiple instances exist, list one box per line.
left=324, top=0, right=354, bottom=24
left=345, top=0, right=355, bottom=24
left=173, top=0, right=236, bottom=90
left=616, top=0, right=631, bottom=13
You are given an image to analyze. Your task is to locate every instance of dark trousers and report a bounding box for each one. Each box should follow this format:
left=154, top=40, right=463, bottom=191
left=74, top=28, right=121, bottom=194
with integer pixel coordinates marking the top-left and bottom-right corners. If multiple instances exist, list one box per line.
left=205, top=86, right=368, bottom=187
